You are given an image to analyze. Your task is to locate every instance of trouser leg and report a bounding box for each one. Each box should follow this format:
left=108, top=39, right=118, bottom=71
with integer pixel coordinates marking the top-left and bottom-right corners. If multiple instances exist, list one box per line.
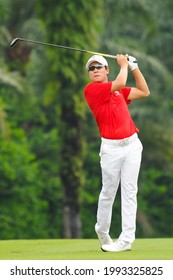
left=119, top=138, right=143, bottom=243
left=96, top=142, right=123, bottom=235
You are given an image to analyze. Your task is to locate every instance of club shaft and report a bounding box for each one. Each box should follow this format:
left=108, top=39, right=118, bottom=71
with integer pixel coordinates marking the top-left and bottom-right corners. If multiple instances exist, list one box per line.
left=10, top=37, right=116, bottom=59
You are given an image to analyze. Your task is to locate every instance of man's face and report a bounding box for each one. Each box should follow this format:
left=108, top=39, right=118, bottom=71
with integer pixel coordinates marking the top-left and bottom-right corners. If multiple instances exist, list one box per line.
left=88, top=61, right=110, bottom=83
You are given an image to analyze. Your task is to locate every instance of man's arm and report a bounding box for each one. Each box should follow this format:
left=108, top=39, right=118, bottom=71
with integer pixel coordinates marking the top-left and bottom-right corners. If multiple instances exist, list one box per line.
left=127, top=55, right=150, bottom=100
left=111, top=54, right=129, bottom=92
left=128, top=68, right=150, bottom=100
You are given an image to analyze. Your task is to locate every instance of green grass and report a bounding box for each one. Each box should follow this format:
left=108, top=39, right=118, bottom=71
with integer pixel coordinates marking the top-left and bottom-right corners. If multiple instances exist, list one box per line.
left=0, top=238, right=172, bottom=260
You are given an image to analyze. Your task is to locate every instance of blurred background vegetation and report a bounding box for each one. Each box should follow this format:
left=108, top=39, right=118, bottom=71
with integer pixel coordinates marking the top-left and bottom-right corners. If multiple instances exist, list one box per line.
left=0, top=0, right=173, bottom=240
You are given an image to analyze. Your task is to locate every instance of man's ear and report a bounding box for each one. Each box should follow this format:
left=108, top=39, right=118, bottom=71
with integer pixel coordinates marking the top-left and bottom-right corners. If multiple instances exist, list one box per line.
left=106, top=66, right=110, bottom=75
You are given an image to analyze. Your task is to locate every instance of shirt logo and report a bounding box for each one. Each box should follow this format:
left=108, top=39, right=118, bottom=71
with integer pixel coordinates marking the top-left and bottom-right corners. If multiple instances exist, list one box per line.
left=114, top=91, right=121, bottom=96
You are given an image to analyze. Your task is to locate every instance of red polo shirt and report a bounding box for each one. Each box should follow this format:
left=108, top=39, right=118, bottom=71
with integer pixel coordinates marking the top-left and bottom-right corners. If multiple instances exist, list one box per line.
left=84, top=82, right=139, bottom=139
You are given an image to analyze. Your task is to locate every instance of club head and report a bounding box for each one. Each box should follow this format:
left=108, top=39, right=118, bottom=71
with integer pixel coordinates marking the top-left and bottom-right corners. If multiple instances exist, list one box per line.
left=10, top=38, right=20, bottom=47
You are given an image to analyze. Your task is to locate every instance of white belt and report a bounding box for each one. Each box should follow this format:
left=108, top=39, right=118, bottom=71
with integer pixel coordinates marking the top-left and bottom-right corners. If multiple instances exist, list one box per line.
left=101, top=133, right=138, bottom=147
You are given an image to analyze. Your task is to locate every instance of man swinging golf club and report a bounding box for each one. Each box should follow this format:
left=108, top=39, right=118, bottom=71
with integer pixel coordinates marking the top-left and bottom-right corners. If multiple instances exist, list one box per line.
left=84, top=53, right=150, bottom=252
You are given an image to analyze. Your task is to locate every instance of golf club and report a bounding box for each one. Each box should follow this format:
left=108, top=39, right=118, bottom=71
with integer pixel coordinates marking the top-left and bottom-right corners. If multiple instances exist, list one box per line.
left=10, top=37, right=137, bottom=62
left=10, top=37, right=117, bottom=59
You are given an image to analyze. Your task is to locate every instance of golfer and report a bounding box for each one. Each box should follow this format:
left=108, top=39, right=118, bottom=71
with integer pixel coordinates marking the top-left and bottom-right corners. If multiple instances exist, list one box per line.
left=84, top=54, right=150, bottom=252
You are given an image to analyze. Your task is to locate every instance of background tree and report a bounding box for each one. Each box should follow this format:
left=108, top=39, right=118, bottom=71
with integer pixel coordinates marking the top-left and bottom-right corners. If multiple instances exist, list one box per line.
left=36, top=0, right=104, bottom=238
left=0, top=0, right=53, bottom=239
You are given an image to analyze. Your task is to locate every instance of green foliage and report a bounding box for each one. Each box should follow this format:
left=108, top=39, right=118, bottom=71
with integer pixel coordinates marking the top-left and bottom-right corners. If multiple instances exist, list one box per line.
left=0, top=128, right=48, bottom=239
left=138, top=168, right=173, bottom=237
left=0, top=0, right=173, bottom=240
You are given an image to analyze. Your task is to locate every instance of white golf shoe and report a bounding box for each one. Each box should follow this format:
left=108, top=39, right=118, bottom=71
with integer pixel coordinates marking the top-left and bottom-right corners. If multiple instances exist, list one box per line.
left=101, top=239, right=131, bottom=252
left=95, top=225, right=113, bottom=246
left=97, top=234, right=113, bottom=246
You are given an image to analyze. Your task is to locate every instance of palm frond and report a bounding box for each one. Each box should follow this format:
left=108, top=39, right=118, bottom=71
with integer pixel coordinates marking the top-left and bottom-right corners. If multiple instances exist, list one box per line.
left=0, top=68, right=26, bottom=94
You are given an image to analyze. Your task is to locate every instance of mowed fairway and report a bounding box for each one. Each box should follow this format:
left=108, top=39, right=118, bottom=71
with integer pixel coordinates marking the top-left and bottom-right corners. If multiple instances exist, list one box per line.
left=0, top=239, right=172, bottom=260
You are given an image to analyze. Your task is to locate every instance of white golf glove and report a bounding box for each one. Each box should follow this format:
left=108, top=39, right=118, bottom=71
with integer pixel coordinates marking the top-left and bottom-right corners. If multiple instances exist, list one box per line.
left=127, top=55, right=138, bottom=71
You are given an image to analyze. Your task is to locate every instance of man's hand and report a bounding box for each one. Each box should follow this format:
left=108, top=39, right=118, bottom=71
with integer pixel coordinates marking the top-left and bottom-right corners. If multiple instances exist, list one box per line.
left=116, top=54, right=129, bottom=68
left=127, top=55, right=138, bottom=71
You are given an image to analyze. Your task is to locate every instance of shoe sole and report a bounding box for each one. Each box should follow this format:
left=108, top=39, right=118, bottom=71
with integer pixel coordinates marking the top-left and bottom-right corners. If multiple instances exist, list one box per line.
left=101, top=247, right=131, bottom=252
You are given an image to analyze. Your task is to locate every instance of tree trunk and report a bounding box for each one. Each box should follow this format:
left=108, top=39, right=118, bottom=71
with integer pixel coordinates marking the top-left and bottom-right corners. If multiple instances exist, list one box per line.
left=60, top=104, right=84, bottom=238
left=62, top=203, right=82, bottom=238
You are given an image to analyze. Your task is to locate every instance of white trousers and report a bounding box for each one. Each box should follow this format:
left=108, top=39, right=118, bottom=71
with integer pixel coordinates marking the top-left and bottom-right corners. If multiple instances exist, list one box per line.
left=96, top=133, right=143, bottom=243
